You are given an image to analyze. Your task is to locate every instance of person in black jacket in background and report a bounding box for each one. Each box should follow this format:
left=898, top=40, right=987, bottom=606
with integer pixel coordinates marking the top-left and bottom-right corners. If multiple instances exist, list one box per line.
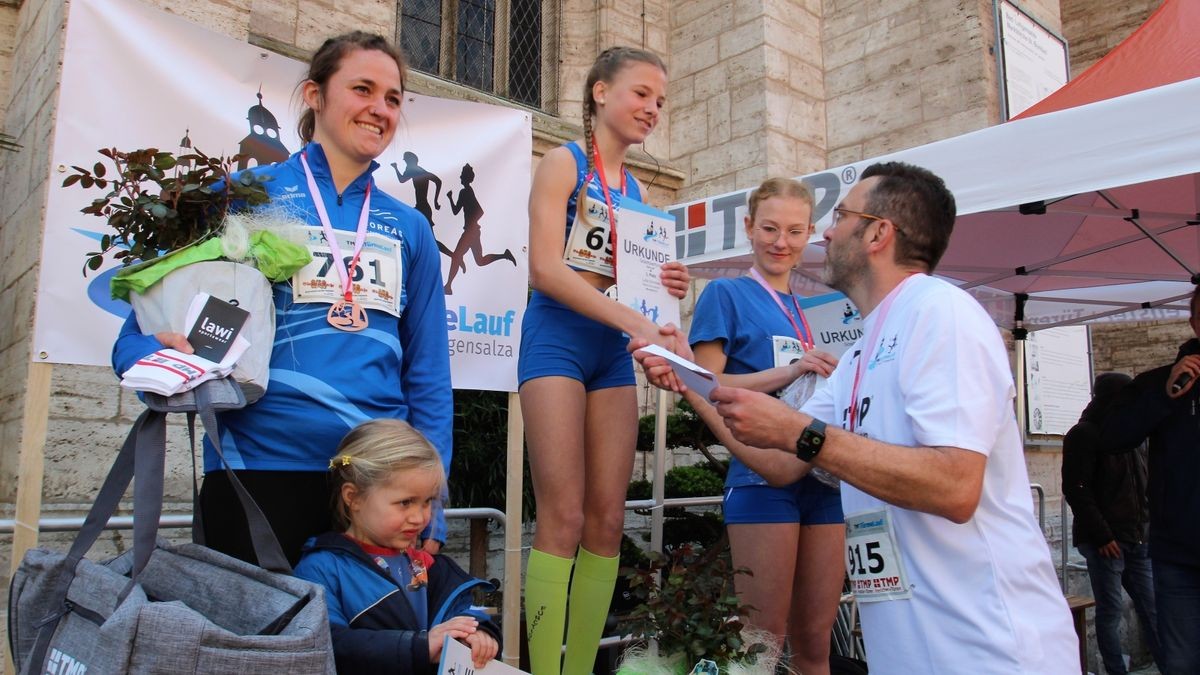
left=1098, top=285, right=1200, bottom=675
left=1063, top=372, right=1160, bottom=674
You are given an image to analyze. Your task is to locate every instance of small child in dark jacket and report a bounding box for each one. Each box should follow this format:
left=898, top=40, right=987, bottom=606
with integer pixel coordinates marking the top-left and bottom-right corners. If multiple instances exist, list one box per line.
left=295, top=419, right=500, bottom=673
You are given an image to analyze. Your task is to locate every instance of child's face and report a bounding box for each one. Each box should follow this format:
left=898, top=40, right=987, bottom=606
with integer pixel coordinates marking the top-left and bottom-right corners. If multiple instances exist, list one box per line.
left=345, top=467, right=440, bottom=550
left=594, top=61, right=667, bottom=145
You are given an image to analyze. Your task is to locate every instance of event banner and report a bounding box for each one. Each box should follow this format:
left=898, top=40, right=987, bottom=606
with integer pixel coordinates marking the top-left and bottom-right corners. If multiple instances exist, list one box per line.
left=670, top=166, right=856, bottom=266
left=35, top=0, right=530, bottom=392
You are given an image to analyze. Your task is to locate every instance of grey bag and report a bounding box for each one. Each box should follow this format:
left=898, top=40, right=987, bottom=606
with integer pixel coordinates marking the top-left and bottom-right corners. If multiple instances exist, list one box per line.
left=8, top=385, right=336, bottom=674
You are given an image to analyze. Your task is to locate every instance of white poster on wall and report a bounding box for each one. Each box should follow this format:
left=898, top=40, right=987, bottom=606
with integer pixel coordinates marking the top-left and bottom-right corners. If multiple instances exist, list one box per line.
left=1023, top=325, right=1092, bottom=435
left=999, top=0, right=1069, bottom=117
left=35, top=0, right=530, bottom=391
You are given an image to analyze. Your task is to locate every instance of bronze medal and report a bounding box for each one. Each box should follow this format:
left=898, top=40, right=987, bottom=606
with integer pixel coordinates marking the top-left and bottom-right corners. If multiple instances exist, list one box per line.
left=327, top=300, right=368, bottom=332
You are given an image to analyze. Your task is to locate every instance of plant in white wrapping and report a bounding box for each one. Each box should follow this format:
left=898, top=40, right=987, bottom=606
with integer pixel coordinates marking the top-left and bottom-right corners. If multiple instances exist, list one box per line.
left=618, top=543, right=785, bottom=675
left=65, top=146, right=311, bottom=402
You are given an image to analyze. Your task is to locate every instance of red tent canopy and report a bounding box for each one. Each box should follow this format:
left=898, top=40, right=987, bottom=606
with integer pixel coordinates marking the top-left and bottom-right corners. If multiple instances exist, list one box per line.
left=1016, top=0, right=1200, bottom=118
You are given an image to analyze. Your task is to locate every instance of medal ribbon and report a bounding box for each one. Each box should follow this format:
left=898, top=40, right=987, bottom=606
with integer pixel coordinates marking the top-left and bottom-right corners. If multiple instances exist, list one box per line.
left=589, top=138, right=627, bottom=281
left=300, top=151, right=372, bottom=303
left=747, top=267, right=815, bottom=351
left=848, top=274, right=920, bottom=432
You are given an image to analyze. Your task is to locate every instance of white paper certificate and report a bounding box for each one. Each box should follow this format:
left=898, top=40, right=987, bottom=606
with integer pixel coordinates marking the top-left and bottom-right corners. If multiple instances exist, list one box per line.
left=614, top=199, right=681, bottom=327
left=438, top=635, right=529, bottom=674
left=635, top=344, right=719, bottom=401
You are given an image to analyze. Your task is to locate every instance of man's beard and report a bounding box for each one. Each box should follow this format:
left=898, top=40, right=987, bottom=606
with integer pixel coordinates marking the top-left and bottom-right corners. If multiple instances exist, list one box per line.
left=822, top=234, right=866, bottom=293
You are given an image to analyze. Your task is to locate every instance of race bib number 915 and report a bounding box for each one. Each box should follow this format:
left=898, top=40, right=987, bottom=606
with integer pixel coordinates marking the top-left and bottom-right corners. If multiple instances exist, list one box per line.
left=844, top=508, right=912, bottom=602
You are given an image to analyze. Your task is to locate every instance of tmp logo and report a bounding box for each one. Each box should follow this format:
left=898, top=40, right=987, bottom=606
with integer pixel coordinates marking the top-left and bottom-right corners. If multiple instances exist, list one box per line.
left=46, top=647, right=88, bottom=675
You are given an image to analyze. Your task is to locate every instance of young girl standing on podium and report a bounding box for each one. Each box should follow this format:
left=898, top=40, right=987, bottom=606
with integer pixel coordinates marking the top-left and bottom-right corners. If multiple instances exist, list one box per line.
left=518, top=47, right=690, bottom=674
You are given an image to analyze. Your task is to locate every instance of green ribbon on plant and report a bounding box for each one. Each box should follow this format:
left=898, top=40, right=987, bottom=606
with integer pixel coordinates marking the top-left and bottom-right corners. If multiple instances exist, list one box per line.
left=109, top=230, right=310, bottom=301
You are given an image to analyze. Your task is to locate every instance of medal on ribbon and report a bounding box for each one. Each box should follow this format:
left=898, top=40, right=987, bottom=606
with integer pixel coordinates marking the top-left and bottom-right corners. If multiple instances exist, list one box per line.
left=299, top=151, right=373, bottom=332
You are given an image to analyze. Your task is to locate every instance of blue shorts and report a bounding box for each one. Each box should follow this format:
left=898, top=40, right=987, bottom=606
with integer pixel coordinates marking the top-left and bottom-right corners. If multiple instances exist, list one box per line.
left=723, top=476, right=844, bottom=525
left=517, top=290, right=635, bottom=391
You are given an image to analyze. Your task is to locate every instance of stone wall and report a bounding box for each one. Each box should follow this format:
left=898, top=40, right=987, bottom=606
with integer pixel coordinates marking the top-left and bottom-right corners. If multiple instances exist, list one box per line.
left=825, top=0, right=995, bottom=165
left=668, top=0, right=825, bottom=203
left=1092, top=319, right=1193, bottom=376
left=0, top=0, right=68, bottom=502
left=1061, top=0, right=1161, bottom=76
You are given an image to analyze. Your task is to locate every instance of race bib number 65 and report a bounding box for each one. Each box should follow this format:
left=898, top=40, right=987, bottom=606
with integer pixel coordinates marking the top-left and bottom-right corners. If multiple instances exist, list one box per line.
left=563, top=194, right=615, bottom=276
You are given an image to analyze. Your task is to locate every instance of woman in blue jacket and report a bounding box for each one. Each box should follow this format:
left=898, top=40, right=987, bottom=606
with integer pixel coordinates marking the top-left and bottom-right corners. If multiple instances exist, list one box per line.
left=112, top=32, right=452, bottom=566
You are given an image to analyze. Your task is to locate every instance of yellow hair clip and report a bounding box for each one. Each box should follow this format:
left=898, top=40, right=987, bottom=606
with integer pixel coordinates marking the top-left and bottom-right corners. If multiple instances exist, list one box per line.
left=328, top=454, right=353, bottom=470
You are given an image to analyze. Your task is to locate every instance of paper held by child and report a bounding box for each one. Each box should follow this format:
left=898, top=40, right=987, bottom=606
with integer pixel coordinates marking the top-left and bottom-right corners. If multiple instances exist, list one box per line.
left=634, top=344, right=718, bottom=400
left=438, top=636, right=528, bottom=674
left=120, top=292, right=250, bottom=397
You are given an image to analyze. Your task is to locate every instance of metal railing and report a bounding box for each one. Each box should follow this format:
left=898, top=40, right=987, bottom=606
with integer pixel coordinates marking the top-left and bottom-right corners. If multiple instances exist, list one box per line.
left=0, top=507, right=504, bottom=535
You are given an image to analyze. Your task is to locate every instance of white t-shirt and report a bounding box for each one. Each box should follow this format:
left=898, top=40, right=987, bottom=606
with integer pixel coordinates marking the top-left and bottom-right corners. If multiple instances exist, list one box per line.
left=802, top=274, right=1076, bottom=674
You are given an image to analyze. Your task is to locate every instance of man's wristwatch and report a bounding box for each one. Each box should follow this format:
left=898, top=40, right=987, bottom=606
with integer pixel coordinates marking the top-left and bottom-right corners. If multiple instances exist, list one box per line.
left=794, top=418, right=827, bottom=462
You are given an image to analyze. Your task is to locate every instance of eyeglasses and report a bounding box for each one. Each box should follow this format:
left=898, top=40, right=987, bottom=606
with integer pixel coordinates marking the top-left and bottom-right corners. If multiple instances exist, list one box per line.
left=753, top=224, right=812, bottom=244
left=831, top=207, right=905, bottom=236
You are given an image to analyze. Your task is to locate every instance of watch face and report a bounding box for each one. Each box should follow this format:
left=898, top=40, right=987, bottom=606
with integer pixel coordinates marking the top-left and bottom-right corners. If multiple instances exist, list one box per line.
left=796, top=420, right=825, bottom=461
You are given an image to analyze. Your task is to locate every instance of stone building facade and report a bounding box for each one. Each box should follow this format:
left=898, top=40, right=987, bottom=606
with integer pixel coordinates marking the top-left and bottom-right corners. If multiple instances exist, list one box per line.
left=0, top=0, right=1174, bottom=669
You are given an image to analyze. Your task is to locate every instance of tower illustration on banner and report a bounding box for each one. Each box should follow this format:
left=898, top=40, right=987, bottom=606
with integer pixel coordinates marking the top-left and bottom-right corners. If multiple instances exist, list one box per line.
left=236, top=88, right=290, bottom=170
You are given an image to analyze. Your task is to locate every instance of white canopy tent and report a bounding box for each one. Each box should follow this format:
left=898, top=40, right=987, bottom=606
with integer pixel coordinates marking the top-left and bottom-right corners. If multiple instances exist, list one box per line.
left=681, top=74, right=1200, bottom=331
left=677, top=0, right=1200, bottom=333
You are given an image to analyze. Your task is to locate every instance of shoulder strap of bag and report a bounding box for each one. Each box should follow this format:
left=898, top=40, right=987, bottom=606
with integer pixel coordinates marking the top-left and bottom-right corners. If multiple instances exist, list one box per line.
left=145, top=379, right=291, bottom=573
left=192, top=383, right=291, bottom=574
left=68, top=409, right=158, bottom=565
left=27, top=408, right=163, bottom=667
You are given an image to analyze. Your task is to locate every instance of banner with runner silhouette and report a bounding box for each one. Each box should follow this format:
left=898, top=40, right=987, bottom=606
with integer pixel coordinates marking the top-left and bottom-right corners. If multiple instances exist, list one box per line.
left=36, top=0, right=530, bottom=391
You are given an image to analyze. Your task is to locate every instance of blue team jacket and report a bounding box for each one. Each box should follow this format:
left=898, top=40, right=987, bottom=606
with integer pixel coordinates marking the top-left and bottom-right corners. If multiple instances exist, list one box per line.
left=294, top=533, right=499, bottom=674
left=111, top=142, right=454, bottom=541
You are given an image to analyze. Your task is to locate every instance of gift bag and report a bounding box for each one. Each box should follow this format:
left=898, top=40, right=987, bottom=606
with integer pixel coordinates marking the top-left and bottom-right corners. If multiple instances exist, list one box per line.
left=130, top=260, right=275, bottom=403
left=9, top=384, right=335, bottom=674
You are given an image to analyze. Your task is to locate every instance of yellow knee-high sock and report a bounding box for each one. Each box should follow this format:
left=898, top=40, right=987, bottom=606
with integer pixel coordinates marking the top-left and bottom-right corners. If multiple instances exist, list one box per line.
left=525, top=549, right=574, bottom=675
left=562, top=546, right=619, bottom=675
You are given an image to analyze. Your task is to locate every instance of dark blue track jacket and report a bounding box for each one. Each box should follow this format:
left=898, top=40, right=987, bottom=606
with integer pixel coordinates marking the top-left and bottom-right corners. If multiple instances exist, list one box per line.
left=294, top=533, right=499, bottom=674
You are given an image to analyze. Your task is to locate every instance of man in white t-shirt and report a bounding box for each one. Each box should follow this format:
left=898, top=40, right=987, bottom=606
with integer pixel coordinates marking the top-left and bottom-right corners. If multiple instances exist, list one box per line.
left=645, top=163, right=1077, bottom=673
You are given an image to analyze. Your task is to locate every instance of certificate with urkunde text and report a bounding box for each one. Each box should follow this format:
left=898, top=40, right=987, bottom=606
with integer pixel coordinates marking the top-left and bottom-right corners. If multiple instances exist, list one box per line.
left=614, top=199, right=681, bottom=328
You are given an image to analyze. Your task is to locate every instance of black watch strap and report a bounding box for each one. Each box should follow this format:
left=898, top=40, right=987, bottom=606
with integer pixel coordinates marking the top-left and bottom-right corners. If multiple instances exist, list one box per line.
left=794, top=418, right=827, bottom=462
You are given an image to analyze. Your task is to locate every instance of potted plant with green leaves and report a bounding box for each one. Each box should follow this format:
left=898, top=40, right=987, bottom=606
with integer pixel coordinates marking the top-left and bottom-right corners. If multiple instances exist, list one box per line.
left=64, top=146, right=310, bottom=400
left=617, top=542, right=782, bottom=675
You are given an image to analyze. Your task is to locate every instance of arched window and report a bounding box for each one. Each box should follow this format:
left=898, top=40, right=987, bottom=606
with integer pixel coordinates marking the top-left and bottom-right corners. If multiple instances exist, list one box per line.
left=399, top=0, right=555, bottom=111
